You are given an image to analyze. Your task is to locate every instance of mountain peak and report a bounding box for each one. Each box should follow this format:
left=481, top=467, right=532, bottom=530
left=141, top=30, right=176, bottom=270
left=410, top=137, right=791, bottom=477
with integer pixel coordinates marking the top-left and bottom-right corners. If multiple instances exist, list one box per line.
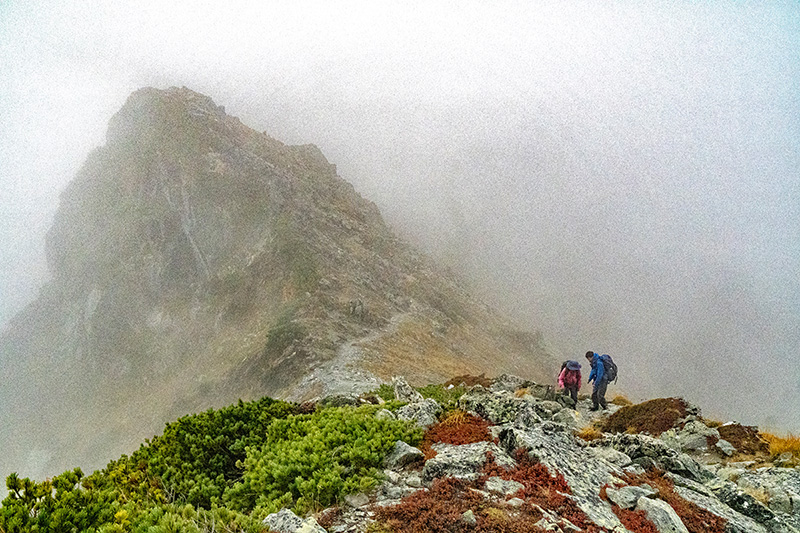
left=1, top=87, right=555, bottom=479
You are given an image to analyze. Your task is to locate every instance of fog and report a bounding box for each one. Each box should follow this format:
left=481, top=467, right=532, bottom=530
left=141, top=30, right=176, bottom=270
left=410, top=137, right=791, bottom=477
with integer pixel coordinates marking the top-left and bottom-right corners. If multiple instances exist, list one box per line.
left=2, top=2, right=799, bottom=430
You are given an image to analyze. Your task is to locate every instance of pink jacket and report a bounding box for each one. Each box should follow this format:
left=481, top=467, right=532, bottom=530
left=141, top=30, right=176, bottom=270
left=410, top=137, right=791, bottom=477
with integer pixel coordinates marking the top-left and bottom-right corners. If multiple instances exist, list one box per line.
left=558, top=368, right=581, bottom=389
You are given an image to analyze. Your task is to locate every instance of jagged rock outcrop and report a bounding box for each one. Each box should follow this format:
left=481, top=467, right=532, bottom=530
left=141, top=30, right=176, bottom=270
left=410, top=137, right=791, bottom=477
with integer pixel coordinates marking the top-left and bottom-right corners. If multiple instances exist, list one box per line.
left=314, top=376, right=800, bottom=533
left=0, top=87, right=556, bottom=479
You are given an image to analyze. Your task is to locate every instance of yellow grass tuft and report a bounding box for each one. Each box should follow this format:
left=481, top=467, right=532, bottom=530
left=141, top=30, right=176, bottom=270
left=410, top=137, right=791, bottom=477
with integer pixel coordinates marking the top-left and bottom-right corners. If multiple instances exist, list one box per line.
left=576, top=426, right=605, bottom=442
left=440, top=409, right=469, bottom=427
left=610, top=393, right=633, bottom=406
left=514, top=388, right=530, bottom=398
left=761, top=432, right=800, bottom=457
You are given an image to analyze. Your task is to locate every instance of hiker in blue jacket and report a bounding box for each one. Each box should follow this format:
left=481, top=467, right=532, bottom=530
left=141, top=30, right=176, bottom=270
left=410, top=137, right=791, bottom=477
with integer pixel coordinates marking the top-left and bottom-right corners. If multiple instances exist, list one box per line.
left=586, top=351, right=608, bottom=411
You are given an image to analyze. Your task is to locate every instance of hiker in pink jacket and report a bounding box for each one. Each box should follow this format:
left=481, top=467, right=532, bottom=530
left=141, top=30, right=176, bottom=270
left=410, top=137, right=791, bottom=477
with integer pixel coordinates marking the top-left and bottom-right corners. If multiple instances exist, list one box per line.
left=558, top=360, right=582, bottom=405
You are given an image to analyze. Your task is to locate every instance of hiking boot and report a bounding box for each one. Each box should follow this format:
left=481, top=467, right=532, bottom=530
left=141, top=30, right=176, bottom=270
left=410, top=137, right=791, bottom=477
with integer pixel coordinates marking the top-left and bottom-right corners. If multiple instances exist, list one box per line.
left=589, top=407, right=600, bottom=412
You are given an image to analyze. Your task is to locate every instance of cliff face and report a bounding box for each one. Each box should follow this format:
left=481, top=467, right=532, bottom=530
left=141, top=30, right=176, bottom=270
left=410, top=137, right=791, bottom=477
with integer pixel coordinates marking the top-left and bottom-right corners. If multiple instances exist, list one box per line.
left=0, top=87, right=554, bottom=478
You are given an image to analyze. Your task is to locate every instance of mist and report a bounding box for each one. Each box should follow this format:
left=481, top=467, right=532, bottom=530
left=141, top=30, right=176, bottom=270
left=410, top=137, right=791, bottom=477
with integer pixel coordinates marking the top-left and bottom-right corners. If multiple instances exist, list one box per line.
left=2, top=2, right=799, bottom=430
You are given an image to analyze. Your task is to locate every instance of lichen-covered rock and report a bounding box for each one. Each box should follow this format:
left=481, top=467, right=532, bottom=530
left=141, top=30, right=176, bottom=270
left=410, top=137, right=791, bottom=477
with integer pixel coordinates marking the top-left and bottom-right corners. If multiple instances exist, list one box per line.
left=597, top=433, right=713, bottom=483
left=635, top=496, right=689, bottom=533
left=585, top=446, right=632, bottom=468
left=704, top=477, right=800, bottom=532
left=392, top=376, right=423, bottom=403
left=715, top=438, right=736, bottom=456
left=484, top=476, right=525, bottom=496
left=498, top=423, right=626, bottom=530
left=264, top=508, right=327, bottom=533
left=605, top=485, right=657, bottom=509
left=490, top=373, right=531, bottom=392
left=734, top=467, right=800, bottom=523
left=396, top=398, right=441, bottom=429
left=421, top=441, right=515, bottom=482
left=384, top=440, right=424, bottom=469
left=551, top=407, right=582, bottom=428
left=672, top=485, right=768, bottom=533
left=459, top=388, right=530, bottom=425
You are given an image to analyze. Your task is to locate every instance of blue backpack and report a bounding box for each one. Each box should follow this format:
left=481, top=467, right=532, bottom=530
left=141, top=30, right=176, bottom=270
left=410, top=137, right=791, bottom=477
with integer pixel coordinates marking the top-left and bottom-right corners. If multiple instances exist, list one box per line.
left=601, top=354, right=618, bottom=383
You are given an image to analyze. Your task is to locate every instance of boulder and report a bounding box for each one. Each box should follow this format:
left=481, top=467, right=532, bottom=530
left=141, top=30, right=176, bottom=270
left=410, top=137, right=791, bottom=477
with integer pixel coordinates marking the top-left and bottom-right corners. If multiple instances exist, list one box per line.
left=585, top=446, right=632, bottom=468
left=498, top=423, right=626, bottom=530
left=551, top=408, right=582, bottom=428
left=422, top=442, right=515, bottom=482
left=635, top=497, right=689, bottom=533
left=605, top=485, right=657, bottom=509
left=392, top=376, right=424, bottom=403
left=384, top=440, right=425, bottom=469
left=490, top=374, right=530, bottom=392
left=672, top=485, right=768, bottom=533
left=715, top=438, right=736, bottom=456
left=264, top=509, right=327, bottom=533
left=484, top=476, right=525, bottom=496
left=396, top=398, right=441, bottom=429
left=459, top=389, right=531, bottom=425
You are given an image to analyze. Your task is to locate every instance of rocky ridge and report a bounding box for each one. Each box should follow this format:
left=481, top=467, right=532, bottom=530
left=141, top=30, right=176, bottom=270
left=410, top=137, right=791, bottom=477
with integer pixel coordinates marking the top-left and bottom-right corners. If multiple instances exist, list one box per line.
left=273, top=375, right=800, bottom=533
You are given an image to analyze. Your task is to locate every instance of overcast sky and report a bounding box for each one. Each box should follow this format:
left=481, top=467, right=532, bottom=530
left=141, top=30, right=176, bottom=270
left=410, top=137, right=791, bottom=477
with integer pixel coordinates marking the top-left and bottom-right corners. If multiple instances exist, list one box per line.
left=1, top=1, right=799, bottom=429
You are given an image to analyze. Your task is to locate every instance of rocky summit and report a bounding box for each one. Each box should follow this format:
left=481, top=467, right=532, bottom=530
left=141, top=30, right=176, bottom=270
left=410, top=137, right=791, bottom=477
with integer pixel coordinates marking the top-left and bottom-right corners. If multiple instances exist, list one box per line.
left=0, top=87, right=555, bottom=479
left=2, top=374, right=798, bottom=532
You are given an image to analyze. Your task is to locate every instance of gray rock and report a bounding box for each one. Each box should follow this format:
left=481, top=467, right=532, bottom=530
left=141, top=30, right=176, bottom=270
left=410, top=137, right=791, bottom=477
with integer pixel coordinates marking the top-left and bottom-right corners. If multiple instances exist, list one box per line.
left=704, top=477, right=797, bottom=531
left=375, top=408, right=396, bottom=421
left=461, top=509, right=477, bottom=526
left=384, top=440, right=424, bottom=469
left=664, top=472, right=716, bottom=498
left=264, top=509, right=327, bottom=533
left=490, top=374, right=530, bottom=392
left=514, top=405, right=544, bottom=427
left=735, top=467, right=800, bottom=517
left=551, top=408, right=582, bottom=428
left=635, top=497, right=689, bottom=533
left=585, top=446, right=632, bottom=468
left=498, top=424, right=626, bottom=530
left=605, top=485, right=657, bottom=509
left=715, top=438, right=736, bottom=456
left=396, top=398, right=441, bottom=429
left=527, top=383, right=561, bottom=401
left=537, top=400, right=564, bottom=418
left=484, top=476, right=525, bottom=496
left=460, top=389, right=532, bottom=425
left=422, top=442, right=515, bottom=482
left=392, top=376, right=423, bottom=403
left=673, top=485, right=768, bottom=533
left=344, top=493, right=370, bottom=508
left=598, top=433, right=713, bottom=482
left=507, top=497, right=525, bottom=507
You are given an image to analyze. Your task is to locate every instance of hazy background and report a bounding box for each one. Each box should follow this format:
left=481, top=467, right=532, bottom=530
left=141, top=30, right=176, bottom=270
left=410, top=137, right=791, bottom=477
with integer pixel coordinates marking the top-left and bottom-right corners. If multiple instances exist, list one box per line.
left=2, top=2, right=799, bottom=430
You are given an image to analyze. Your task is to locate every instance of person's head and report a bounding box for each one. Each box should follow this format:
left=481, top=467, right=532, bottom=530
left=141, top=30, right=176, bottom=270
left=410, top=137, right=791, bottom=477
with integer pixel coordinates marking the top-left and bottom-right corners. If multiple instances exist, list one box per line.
left=585, top=351, right=594, bottom=360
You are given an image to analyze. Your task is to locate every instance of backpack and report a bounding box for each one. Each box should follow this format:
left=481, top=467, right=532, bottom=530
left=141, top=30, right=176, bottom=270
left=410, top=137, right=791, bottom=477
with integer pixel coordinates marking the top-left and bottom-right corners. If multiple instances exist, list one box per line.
left=600, top=354, right=618, bottom=383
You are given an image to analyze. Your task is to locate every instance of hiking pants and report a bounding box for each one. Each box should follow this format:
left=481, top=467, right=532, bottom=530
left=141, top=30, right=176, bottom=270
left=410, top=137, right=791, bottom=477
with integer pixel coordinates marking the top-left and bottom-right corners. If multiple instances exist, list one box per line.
left=563, top=385, right=578, bottom=404
left=592, top=378, right=608, bottom=410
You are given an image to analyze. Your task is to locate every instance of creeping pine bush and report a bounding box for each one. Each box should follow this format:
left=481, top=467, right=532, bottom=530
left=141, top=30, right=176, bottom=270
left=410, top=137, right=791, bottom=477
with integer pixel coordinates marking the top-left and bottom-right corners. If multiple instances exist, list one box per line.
left=226, top=405, right=422, bottom=516
left=89, top=396, right=295, bottom=510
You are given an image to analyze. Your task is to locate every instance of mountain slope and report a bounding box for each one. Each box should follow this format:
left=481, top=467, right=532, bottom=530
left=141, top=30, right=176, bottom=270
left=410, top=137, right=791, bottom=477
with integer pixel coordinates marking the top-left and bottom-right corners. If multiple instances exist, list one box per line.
left=0, top=87, right=555, bottom=478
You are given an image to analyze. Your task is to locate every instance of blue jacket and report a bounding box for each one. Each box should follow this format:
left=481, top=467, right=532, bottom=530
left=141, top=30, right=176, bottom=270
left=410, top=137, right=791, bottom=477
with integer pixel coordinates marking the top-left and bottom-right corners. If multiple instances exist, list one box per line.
left=587, top=353, right=605, bottom=384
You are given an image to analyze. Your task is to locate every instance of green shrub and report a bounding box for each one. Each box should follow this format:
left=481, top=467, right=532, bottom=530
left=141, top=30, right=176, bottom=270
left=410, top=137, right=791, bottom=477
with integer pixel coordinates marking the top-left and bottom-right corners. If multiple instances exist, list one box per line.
left=416, top=384, right=468, bottom=411
left=226, top=405, right=422, bottom=516
left=88, top=396, right=295, bottom=509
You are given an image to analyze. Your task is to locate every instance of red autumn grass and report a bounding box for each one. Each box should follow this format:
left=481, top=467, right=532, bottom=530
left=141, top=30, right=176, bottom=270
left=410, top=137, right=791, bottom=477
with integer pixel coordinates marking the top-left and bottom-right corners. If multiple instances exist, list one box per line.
left=372, top=477, right=543, bottom=533
left=481, top=449, right=610, bottom=532
left=599, top=485, right=659, bottom=533
left=623, top=471, right=727, bottom=533
left=601, top=398, right=689, bottom=436
left=419, top=410, right=493, bottom=459
left=717, top=424, right=770, bottom=455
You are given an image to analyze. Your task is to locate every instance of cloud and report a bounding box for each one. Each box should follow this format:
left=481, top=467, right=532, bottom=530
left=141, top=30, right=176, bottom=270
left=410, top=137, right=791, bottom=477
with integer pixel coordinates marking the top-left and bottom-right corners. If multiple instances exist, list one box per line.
left=1, top=1, right=799, bottom=428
